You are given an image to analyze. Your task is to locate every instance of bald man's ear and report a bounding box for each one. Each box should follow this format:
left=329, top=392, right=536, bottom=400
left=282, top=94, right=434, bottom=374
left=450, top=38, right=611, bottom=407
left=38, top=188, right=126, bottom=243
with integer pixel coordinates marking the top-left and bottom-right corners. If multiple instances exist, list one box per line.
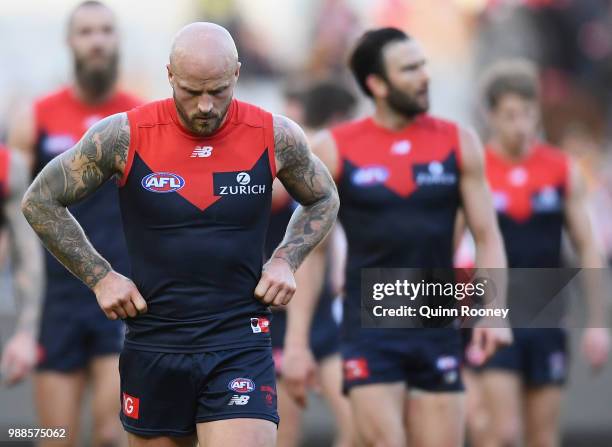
left=166, top=64, right=175, bottom=85
left=234, top=61, right=241, bottom=80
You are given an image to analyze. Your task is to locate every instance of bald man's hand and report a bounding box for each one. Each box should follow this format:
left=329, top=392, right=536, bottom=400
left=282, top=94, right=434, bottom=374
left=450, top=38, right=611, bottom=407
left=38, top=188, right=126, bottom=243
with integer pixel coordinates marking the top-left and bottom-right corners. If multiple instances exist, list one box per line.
left=92, top=271, right=148, bottom=320
left=254, top=258, right=296, bottom=306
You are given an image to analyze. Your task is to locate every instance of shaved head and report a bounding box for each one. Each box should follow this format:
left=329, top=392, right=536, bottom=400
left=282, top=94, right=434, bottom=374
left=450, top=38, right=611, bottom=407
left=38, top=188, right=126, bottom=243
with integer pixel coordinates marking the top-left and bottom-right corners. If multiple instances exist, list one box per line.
left=167, top=22, right=240, bottom=136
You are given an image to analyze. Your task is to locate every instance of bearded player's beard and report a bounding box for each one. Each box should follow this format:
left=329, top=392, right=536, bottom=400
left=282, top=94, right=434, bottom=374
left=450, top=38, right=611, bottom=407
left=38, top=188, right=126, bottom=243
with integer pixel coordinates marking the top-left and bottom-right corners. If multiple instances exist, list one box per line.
left=386, top=81, right=429, bottom=119
left=75, top=52, right=119, bottom=100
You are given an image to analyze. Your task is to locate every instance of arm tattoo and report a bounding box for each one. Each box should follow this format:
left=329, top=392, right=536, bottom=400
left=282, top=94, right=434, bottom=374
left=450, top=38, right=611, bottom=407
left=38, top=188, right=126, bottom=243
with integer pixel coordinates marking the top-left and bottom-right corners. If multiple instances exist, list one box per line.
left=21, top=113, right=129, bottom=289
left=272, top=115, right=339, bottom=271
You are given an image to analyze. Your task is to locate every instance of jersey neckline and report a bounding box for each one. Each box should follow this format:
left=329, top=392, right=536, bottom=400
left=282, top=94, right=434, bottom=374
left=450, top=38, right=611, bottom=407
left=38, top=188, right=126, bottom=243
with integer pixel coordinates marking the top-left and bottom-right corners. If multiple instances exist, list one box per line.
left=166, top=98, right=237, bottom=141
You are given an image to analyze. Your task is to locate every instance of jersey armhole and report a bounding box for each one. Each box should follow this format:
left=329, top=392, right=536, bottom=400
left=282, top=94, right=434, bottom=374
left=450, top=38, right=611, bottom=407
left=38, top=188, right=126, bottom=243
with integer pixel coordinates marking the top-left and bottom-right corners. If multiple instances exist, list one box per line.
left=117, top=112, right=138, bottom=188
left=265, top=112, right=277, bottom=178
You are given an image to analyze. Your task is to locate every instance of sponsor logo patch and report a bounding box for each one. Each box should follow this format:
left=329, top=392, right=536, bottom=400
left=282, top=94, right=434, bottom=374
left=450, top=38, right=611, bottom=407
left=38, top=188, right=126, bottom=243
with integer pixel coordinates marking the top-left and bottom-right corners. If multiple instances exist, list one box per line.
left=251, top=317, right=270, bottom=333
left=344, top=357, right=370, bottom=380
left=122, top=392, right=140, bottom=419
left=228, top=395, right=250, bottom=406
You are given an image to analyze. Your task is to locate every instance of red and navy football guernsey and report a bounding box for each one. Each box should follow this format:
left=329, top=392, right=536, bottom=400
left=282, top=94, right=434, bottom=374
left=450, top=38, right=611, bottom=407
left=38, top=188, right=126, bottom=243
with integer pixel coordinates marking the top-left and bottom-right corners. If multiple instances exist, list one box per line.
left=34, top=87, right=141, bottom=301
left=332, top=115, right=462, bottom=338
left=486, top=144, right=569, bottom=268
left=119, top=98, right=277, bottom=352
left=0, top=146, right=9, bottom=228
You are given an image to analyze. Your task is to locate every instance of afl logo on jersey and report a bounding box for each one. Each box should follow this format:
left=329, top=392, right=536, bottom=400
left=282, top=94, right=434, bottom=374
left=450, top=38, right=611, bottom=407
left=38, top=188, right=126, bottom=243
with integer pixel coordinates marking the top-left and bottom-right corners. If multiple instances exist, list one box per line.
left=351, top=166, right=389, bottom=186
left=228, top=378, right=255, bottom=394
left=141, top=172, right=185, bottom=193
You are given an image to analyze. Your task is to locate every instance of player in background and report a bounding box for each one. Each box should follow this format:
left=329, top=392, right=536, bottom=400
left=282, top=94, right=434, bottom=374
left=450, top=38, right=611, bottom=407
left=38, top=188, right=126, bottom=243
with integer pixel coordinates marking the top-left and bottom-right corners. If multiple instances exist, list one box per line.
left=22, top=22, right=338, bottom=447
left=268, top=81, right=356, bottom=447
left=283, top=28, right=512, bottom=447
left=0, top=146, right=44, bottom=386
left=8, top=2, right=141, bottom=445
left=471, top=59, right=610, bottom=447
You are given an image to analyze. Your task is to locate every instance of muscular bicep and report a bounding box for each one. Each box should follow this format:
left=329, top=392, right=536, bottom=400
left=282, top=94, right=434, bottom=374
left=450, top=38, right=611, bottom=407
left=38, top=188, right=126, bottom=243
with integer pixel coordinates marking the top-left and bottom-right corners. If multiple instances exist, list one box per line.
left=28, top=112, right=130, bottom=207
left=273, top=114, right=337, bottom=205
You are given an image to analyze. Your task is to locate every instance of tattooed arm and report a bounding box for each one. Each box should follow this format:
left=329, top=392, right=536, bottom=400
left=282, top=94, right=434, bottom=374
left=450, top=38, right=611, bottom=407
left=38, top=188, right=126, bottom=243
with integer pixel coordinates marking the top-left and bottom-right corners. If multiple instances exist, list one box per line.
left=0, top=150, right=44, bottom=385
left=253, top=115, right=339, bottom=306
left=21, top=113, right=147, bottom=320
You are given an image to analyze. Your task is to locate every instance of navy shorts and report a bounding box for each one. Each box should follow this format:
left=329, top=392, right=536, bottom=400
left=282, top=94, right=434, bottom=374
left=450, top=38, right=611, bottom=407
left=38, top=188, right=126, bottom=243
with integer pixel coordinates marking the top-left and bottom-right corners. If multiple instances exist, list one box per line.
left=341, top=329, right=464, bottom=394
left=119, top=346, right=279, bottom=437
left=271, top=295, right=339, bottom=373
left=37, top=296, right=123, bottom=372
left=479, top=328, right=568, bottom=386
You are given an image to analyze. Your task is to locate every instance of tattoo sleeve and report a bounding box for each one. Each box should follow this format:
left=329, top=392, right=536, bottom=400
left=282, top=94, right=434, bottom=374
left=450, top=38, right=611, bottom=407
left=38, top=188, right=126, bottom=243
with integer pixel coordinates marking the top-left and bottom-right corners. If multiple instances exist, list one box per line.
left=272, top=115, right=339, bottom=271
left=21, top=113, right=130, bottom=289
left=6, top=151, right=44, bottom=335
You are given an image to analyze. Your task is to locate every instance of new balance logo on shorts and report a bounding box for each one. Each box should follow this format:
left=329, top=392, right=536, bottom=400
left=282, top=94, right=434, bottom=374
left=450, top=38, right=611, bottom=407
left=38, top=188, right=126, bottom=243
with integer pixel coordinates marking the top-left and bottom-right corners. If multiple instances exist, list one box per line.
left=122, top=392, right=140, bottom=419
left=228, top=395, right=250, bottom=406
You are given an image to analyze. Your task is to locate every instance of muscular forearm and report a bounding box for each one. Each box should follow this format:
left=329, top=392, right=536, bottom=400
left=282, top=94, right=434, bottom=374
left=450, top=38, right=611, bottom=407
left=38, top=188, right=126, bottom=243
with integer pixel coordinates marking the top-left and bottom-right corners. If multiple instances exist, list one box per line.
left=579, top=243, right=608, bottom=327
left=474, top=229, right=508, bottom=310
left=12, top=251, right=44, bottom=335
left=271, top=193, right=339, bottom=272
left=22, top=197, right=111, bottom=289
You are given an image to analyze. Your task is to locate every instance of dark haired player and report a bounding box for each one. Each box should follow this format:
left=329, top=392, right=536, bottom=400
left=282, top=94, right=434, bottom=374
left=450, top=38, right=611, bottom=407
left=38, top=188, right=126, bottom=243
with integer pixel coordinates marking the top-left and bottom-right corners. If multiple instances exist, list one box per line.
left=473, top=59, right=610, bottom=447
left=22, top=22, right=338, bottom=447
left=0, top=147, right=43, bottom=387
left=284, top=28, right=511, bottom=447
left=9, top=2, right=141, bottom=445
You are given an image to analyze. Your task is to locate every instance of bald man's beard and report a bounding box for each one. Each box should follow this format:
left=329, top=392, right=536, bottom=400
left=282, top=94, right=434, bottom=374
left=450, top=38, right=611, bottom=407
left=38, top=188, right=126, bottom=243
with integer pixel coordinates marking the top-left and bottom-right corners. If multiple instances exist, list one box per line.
left=74, top=52, right=119, bottom=99
left=173, top=92, right=232, bottom=136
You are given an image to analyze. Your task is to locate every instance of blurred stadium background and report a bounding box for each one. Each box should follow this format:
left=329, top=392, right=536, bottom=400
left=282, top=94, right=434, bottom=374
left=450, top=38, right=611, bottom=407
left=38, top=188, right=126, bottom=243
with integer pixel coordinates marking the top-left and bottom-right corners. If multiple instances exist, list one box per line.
left=1, top=0, right=611, bottom=445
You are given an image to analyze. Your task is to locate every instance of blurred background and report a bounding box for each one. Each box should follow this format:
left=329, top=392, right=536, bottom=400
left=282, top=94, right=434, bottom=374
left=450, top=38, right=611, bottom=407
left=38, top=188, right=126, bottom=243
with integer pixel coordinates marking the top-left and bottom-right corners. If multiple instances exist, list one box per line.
left=1, top=0, right=611, bottom=445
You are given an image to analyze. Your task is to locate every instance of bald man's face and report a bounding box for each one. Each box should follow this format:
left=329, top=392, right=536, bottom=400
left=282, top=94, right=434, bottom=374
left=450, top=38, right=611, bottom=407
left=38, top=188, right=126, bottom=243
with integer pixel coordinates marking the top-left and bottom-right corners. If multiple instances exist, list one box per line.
left=168, top=58, right=239, bottom=136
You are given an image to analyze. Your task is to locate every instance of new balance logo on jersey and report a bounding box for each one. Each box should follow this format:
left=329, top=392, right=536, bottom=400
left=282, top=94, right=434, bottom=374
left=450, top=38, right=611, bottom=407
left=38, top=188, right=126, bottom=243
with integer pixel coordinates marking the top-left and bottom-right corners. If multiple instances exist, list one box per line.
left=228, top=395, right=250, bottom=406
left=191, top=146, right=213, bottom=158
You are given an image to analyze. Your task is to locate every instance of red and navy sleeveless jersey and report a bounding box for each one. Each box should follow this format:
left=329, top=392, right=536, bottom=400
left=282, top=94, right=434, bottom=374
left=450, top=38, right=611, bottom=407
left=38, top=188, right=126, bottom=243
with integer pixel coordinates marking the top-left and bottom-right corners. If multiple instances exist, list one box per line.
left=0, top=145, right=9, bottom=228
left=34, top=87, right=141, bottom=302
left=486, top=144, right=569, bottom=268
left=332, top=115, right=462, bottom=336
left=119, top=98, right=276, bottom=352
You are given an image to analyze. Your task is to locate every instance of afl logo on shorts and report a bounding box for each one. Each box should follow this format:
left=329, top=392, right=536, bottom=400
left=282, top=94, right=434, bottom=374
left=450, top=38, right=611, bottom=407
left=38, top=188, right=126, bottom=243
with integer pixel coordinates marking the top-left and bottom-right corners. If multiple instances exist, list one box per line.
left=228, top=378, right=255, bottom=393
left=122, top=392, right=140, bottom=419
left=141, top=172, right=185, bottom=193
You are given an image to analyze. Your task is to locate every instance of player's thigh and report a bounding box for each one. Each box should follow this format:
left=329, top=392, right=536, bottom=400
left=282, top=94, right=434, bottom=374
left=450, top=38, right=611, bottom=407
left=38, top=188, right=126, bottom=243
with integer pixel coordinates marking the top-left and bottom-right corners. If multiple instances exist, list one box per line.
left=126, top=433, right=197, bottom=447
left=276, top=377, right=304, bottom=447
left=462, top=368, right=494, bottom=447
left=480, top=371, right=522, bottom=445
left=349, top=382, right=406, bottom=447
left=318, top=355, right=354, bottom=445
left=523, top=386, right=563, bottom=447
left=34, top=370, right=87, bottom=447
left=406, top=390, right=464, bottom=447
left=196, top=418, right=277, bottom=447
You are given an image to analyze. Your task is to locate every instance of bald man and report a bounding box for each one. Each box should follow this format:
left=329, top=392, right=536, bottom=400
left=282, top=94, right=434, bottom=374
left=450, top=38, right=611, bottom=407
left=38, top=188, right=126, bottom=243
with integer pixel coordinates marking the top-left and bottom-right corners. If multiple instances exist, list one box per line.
left=22, top=22, right=339, bottom=447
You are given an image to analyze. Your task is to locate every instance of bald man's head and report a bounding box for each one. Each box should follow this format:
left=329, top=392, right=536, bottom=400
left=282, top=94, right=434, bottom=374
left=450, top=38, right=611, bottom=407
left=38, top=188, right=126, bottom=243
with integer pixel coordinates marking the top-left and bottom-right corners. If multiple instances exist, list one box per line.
left=167, top=23, right=241, bottom=136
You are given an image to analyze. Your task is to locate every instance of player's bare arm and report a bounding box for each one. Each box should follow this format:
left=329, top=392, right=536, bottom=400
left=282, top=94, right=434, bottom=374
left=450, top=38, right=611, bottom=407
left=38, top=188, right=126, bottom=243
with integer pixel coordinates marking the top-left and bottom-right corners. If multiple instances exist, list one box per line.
left=254, top=116, right=339, bottom=307
left=0, top=150, right=44, bottom=385
left=21, top=113, right=147, bottom=320
left=564, top=161, right=610, bottom=369
left=273, top=115, right=339, bottom=270
left=7, top=103, right=37, bottom=170
left=458, top=126, right=512, bottom=362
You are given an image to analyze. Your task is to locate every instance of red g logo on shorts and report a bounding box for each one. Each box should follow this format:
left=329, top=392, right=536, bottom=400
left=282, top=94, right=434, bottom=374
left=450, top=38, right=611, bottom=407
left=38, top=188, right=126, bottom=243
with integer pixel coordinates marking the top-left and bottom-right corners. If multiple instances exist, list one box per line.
left=123, top=392, right=140, bottom=419
left=344, top=358, right=370, bottom=380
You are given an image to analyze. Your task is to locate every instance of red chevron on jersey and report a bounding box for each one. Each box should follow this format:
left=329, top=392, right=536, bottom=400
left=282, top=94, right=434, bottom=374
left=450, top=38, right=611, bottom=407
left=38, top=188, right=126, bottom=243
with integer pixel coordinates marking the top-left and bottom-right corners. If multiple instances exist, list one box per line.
left=332, top=115, right=460, bottom=198
left=122, top=98, right=275, bottom=212
left=0, top=145, right=9, bottom=199
left=485, top=144, right=569, bottom=223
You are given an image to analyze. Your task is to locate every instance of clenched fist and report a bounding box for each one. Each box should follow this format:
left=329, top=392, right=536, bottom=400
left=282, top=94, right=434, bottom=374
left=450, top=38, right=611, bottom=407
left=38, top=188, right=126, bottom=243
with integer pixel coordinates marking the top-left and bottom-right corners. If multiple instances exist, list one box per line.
left=92, top=271, right=148, bottom=320
left=254, top=258, right=296, bottom=306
